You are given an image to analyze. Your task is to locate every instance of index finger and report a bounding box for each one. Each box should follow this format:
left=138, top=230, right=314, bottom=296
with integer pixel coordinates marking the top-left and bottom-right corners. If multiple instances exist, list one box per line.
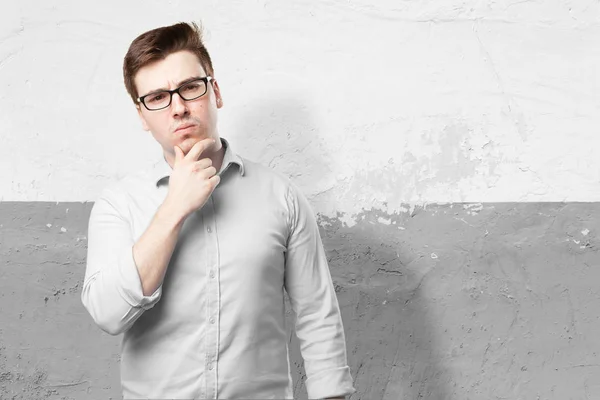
left=185, top=138, right=216, bottom=161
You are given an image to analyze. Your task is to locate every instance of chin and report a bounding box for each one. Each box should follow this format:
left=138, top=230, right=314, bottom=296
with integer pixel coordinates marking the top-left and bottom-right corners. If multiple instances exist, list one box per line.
left=180, top=136, right=211, bottom=152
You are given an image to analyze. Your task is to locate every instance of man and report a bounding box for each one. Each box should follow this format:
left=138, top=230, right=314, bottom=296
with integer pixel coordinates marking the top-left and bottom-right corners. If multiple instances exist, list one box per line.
left=81, top=21, right=355, bottom=399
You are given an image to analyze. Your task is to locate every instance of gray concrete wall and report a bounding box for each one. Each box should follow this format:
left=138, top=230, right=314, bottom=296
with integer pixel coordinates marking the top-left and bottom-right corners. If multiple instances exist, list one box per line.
left=2, top=202, right=598, bottom=399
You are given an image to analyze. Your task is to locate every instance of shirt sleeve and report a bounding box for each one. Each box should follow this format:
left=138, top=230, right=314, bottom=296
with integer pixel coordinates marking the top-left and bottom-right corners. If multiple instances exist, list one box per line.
left=81, top=187, right=162, bottom=336
left=283, top=182, right=356, bottom=399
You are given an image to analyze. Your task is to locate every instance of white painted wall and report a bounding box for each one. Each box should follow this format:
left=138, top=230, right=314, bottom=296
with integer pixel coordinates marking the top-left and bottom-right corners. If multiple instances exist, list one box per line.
left=1, top=0, right=599, bottom=218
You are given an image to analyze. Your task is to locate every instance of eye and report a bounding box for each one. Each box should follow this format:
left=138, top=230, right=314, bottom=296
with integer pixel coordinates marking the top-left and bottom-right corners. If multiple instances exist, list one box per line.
left=147, top=93, right=167, bottom=103
left=182, top=83, right=200, bottom=92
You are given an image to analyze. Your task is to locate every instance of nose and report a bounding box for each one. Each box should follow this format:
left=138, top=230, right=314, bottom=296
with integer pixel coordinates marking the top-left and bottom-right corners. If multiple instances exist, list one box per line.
left=170, top=92, right=189, bottom=118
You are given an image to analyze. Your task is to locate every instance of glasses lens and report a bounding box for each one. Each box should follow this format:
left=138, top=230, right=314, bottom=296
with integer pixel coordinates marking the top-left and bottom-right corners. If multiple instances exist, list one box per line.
left=179, top=80, right=207, bottom=100
left=144, top=92, right=171, bottom=110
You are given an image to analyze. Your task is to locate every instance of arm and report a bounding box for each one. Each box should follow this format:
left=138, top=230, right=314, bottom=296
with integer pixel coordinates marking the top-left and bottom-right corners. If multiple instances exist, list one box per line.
left=80, top=188, right=185, bottom=336
left=81, top=138, right=219, bottom=335
left=133, top=199, right=186, bottom=296
left=283, top=182, right=356, bottom=400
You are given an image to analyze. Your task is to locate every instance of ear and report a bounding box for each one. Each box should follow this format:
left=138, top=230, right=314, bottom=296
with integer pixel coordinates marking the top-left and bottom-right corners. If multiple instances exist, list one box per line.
left=136, top=104, right=150, bottom=131
left=212, top=79, right=223, bottom=109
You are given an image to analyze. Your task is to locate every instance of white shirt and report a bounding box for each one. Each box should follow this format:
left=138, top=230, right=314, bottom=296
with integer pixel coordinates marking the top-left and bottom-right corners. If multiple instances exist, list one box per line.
left=81, top=138, right=356, bottom=399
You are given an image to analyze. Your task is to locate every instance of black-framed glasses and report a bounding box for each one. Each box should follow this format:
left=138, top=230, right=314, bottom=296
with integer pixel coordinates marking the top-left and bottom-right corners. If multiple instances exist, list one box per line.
left=137, top=76, right=214, bottom=111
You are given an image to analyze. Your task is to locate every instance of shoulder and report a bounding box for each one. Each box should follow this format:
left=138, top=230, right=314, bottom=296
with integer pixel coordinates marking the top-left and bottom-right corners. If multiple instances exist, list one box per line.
left=92, top=168, right=150, bottom=214
left=239, top=157, right=312, bottom=211
left=239, top=156, right=295, bottom=191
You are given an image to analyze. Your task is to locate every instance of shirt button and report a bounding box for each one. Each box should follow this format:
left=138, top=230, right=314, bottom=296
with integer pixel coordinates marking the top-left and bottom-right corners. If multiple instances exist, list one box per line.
left=209, top=317, right=215, bottom=324
left=208, top=363, right=213, bottom=370
left=209, top=271, right=215, bottom=279
left=207, top=226, right=212, bottom=233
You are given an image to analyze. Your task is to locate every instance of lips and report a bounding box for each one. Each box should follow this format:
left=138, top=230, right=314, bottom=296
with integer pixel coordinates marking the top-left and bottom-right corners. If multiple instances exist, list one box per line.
left=175, top=123, right=196, bottom=133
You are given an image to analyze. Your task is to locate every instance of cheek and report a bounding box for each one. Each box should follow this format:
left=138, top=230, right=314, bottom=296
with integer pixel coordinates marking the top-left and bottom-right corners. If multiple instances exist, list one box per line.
left=202, top=108, right=219, bottom=127
left=146, top=115, right=170, bottom=133
left=192, top=102, right=215, bottom=120
left=146, top=118, right=174, bottom=144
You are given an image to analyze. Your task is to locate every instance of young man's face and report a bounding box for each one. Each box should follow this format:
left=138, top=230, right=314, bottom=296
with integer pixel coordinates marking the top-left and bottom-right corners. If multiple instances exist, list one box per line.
left=134, top=50, right=223, bottom=157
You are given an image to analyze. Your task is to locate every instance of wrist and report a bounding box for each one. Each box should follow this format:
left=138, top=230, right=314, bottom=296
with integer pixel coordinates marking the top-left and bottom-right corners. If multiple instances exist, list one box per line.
left=157, top=198, right=187, bottom=229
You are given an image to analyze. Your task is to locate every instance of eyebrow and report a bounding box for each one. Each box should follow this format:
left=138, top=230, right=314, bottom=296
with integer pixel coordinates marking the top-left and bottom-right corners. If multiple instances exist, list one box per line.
left=142, top=76, right=203, bottom=97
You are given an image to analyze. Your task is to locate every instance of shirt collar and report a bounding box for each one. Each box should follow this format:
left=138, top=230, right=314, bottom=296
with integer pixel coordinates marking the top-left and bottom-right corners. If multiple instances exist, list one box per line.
left=154, top=137, right=245, bottom=187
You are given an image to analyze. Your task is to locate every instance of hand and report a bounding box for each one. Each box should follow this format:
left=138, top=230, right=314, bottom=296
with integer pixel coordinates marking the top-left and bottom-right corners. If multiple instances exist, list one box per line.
left=163, top=138, right=220, bottom=220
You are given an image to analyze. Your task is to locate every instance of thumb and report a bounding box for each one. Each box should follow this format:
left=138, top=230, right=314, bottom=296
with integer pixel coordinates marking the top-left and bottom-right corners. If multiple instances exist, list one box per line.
left=173, top=145, right=183, bottom=163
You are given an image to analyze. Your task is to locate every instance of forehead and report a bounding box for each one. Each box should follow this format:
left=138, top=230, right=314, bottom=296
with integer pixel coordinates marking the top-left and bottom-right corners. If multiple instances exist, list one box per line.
left=135, top=50, right=206, bottom=94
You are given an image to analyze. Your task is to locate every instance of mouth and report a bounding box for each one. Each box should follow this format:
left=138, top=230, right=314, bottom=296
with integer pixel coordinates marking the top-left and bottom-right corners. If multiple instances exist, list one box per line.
left=174, top=123, right=196, bottom=133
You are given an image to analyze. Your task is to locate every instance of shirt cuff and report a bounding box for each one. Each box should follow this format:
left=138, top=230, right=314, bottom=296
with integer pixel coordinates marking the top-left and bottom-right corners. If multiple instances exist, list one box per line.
left=116, top=245, right=162, bottom=309
left=305, top=365, right=356, bottom=399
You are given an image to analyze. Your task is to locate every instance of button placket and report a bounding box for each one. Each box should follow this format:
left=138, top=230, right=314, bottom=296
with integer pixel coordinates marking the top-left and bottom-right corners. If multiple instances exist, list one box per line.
left=204, top=196, right=219, bottom=400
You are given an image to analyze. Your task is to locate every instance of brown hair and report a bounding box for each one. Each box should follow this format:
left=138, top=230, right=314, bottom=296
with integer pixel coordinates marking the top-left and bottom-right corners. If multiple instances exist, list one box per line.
left=123, top=21, right=214, bottom=104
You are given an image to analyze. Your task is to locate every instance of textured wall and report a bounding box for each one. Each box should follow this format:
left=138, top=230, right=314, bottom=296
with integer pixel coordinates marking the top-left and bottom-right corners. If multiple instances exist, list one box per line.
left=1, top=1, right=599, bottom=209
left=2, top=1, right=600, bottom=399
left=2, top=202, right=600, bottom=399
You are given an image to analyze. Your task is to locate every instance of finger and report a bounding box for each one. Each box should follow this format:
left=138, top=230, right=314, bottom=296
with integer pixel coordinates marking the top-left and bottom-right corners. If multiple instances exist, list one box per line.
left=208, top=174, right=220, bottom=188
left=191, top=159, right=212, bottom=173
left=186, top=138, right=216, bottom=161
left=193, top=158, right=213, bottom=170
left=199, top=166, right=217, bottom=179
